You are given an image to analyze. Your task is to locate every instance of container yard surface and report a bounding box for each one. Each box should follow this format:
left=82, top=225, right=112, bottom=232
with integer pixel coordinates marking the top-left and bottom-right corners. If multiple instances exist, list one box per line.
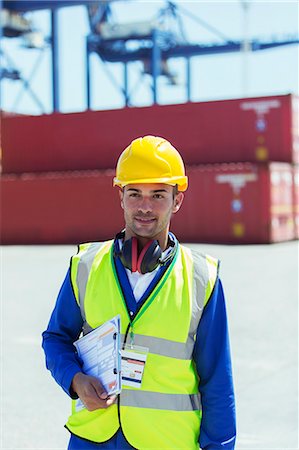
left=1, top=242, right=298, bottom=450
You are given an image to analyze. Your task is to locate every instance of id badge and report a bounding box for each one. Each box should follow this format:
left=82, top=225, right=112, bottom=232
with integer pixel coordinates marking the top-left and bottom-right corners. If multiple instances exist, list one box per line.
left=121, top=345, right=149, bottom=388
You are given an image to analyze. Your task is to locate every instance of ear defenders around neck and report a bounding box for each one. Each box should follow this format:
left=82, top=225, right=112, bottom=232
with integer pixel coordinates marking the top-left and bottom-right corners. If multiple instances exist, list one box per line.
left=114, top=232, right=177, bottom=274
left=121, top=238, right=162, bottom=274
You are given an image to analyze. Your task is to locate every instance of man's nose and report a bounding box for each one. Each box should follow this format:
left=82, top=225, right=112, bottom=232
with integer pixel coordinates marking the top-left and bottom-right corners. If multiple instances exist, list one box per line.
left=138, top=197, right=153, bottom=213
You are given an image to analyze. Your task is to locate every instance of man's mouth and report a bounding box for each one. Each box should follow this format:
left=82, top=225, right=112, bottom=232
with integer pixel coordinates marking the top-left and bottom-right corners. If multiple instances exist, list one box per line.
left=134, top=217, right=156, bottom=224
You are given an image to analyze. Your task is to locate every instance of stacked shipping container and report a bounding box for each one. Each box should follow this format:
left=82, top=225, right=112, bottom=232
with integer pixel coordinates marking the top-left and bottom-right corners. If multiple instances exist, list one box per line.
left=172, top=163, right=295, bottom=243
left=1, top=93, right=298, bottom=244
left=1, top=94, right=298, bottom=172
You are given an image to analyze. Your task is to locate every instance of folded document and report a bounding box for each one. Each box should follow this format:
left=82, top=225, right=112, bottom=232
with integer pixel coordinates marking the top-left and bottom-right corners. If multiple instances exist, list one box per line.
left=74, top=315, right=121, bottom=410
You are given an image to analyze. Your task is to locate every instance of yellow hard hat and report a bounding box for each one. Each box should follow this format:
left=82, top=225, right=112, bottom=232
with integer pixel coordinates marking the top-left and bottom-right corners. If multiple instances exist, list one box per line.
left=113, top=135, right=188, bottom=192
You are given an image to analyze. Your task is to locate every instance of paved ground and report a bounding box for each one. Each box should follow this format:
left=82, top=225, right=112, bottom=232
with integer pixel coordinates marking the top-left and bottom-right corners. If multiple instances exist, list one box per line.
left=1, top=241, right=298, bottom=450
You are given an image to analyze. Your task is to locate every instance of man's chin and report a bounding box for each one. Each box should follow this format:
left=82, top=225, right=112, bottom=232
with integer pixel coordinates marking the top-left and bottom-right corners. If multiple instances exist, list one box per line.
left=135, top=230, right=155, bottom=239
left=132, top=223, right=156, bottom=236
left=132, top=226, right=157, bottom=239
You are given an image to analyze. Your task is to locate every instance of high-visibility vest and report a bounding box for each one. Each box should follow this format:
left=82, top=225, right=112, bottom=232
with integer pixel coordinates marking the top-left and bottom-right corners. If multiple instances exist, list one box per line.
left=66, top=240, right=219, bottom=449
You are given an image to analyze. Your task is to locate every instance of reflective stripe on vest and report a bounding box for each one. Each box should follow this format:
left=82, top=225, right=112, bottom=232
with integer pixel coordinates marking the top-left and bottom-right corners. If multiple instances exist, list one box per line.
left=120, top=333, right=194, bottom=359
left=76, top=242, right=106, bottom=335
left=120, top=390, right=201, bottom=411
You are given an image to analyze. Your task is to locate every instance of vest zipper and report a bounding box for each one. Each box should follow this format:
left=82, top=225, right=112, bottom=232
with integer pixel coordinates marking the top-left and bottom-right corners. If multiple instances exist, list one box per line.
left=116, top=396, right=138, bottom=449
left=122, top=322, right=132, bottom=349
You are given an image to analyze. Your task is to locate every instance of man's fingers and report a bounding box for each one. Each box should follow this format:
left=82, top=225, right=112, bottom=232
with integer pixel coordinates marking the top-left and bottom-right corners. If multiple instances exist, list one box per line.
left=72, top=373, right=116, bottom=410
left=106, top=395, right=117, bottom=406
left=85, top=395, right=117, bottom=411
left=90, top=378, right=108, bottom=399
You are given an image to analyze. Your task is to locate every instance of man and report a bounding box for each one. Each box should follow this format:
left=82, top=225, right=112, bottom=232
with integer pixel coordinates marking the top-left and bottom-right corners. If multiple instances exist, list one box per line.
left=42, top=135, right=236, bottom=450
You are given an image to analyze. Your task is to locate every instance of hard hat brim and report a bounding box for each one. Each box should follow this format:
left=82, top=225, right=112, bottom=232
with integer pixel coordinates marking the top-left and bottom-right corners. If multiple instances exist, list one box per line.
left=113, top=176, right=188, bottom=192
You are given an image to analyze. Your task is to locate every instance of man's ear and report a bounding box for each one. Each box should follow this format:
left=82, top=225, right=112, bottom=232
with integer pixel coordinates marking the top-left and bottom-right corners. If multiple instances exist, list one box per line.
left=119, top=188, right=124, bottom=210
left=173, top=192, right=184, bottom=214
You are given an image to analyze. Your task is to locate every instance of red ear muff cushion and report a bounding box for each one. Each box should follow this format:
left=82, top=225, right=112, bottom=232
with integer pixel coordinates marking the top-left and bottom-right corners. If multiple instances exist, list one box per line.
left=131, top=237, right=138, bottom=272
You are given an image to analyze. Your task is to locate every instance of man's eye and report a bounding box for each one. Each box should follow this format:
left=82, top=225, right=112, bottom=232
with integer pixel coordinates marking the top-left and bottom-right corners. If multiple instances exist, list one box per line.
left=130, top=193, right=139, bottom=197
left=153, top=194, right=163, bottom=199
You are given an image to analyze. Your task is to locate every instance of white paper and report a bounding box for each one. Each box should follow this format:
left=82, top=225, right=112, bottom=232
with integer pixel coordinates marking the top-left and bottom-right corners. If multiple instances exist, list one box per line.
left=74, top=315, right=121, bottom=411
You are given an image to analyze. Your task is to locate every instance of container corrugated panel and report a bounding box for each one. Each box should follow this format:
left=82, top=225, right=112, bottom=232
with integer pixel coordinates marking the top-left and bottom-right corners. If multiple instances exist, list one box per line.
left=268, top=163, right=295, bottom=242
left=0, top=171, right=124, bottom=244
left=293, top=165, right=299, bottom=239
left=0, top=163, right=295, bottom=245
left=172, top=162, right=295, bottom=244
left=1, top=94, right=298, bottom=174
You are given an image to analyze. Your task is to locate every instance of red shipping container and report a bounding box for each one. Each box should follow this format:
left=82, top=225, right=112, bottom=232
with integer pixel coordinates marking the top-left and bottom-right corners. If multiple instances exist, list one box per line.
left=293, top=165, right=299, bottom=239
left=172, top=162, right=295, bottom=244
left=1, top=94, right=298, bottom=174
left=0, top=163, right=295, bottom=245
left=0, top=171, right=124, bottom=245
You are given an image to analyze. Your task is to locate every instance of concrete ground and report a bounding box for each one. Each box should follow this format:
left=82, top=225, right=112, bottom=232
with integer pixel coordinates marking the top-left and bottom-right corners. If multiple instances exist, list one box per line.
left=1, top=241, right=298, bottom=450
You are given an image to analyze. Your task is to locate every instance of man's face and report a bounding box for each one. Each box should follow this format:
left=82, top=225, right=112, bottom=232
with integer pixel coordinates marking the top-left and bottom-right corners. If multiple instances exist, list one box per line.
left=119, top=183, right=184, bottom=244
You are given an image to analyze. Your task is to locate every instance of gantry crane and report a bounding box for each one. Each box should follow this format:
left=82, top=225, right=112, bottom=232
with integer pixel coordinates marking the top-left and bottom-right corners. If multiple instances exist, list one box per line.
left=1, top=0, right=298, bottom=112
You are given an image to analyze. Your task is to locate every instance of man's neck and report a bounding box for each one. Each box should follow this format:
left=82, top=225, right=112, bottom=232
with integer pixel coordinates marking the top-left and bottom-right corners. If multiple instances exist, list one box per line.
left=124, top=231, right=168, bottom=251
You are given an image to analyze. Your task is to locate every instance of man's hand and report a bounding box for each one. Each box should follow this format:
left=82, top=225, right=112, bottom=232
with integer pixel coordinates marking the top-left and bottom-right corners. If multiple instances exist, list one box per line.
left=71, top=372, right=117, bottom=411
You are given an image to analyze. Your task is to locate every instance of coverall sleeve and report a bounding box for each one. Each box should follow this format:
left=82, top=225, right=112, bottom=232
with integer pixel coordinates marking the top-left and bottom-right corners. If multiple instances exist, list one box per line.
left=193, top=278, right=236, bottom=450
left=42, top=269, right=84, bottom=398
